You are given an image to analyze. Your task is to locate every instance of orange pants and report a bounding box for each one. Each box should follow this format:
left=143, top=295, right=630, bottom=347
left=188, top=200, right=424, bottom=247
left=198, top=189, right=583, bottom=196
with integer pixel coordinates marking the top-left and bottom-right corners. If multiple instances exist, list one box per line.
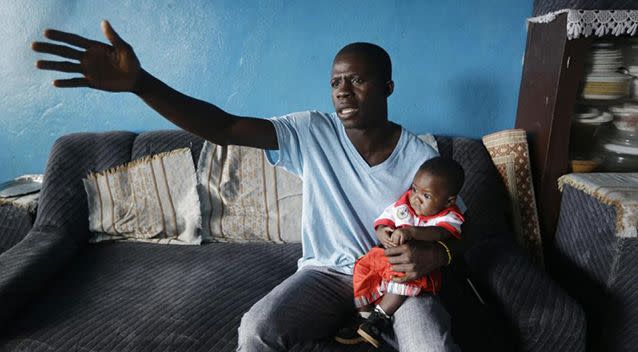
left=352, top=247, right=440, bottom=308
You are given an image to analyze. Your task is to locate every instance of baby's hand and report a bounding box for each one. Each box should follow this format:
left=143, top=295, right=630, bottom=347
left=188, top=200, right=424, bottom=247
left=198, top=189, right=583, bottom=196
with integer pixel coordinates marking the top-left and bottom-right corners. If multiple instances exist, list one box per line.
left=390, top=228, right=412, bottom=246
left=375, top=226, right=396, bottom=248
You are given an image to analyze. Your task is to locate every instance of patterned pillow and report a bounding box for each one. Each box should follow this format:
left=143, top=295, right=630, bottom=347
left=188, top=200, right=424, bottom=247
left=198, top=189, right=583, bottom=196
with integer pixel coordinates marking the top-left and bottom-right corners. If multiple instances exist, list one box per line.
left=482, top=129, right=544, bottom=265
left=196, top=141, right=303, bottom=243
left=83, top=148, right=201, bottom=245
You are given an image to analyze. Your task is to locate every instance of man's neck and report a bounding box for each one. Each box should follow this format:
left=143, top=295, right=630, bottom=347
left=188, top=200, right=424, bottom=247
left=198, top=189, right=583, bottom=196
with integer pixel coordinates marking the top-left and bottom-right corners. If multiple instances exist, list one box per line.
left=345, top=121, right=402, bottom=167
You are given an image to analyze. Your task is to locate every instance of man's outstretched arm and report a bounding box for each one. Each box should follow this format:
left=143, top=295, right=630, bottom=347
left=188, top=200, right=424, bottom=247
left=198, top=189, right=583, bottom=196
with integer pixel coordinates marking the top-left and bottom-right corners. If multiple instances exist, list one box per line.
left=32, top=20, right=277, bottom=149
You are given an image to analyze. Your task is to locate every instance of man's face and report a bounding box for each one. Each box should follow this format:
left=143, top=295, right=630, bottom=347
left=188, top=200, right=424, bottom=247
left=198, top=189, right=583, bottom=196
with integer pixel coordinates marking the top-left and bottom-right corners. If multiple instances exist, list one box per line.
left=330, top=53, right=392, bottom=129
left=408, top=171, right=453, bottom=217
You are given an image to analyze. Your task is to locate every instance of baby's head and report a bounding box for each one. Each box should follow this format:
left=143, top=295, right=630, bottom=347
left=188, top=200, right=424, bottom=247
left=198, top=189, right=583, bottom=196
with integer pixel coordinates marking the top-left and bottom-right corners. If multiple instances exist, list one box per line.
left=408, top=157, right=465, bottom=217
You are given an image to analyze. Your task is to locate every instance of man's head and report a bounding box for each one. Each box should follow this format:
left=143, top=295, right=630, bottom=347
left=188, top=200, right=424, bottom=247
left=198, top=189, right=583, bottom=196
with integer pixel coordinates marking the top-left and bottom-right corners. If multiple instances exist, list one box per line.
left=331, top=42, right=394, bottom=129
left=408, top=157, right=465, bottom=217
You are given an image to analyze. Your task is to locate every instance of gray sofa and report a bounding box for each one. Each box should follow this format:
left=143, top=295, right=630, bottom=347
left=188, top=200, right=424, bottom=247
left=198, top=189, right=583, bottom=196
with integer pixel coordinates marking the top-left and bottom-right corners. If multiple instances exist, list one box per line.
left=0, top=130, right=586, bottom=351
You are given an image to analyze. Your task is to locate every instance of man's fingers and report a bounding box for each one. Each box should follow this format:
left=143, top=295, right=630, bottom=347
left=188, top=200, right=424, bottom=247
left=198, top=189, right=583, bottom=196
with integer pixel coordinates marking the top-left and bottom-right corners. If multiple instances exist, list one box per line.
left=386, top=254, right=409, bottom=265
left=383, top=246, right=399, bottom=256
left=383, top=244, right=408, bottom=257
left=32, top=42, right=83, bottom=60
left=392, top=273, right=417, bottom=283
left=390, top=263, right=416, bottom=273
left=44, top=29, right=104, bottom=49
left=36, top=60, right=82, bottom=73
left=383, top=240, right=396, bottom=248
left=392, top=276, right=407, bottom=283
left=101, top=20, right=126, bottom=47
left=53, top=78, right=89, bottom=88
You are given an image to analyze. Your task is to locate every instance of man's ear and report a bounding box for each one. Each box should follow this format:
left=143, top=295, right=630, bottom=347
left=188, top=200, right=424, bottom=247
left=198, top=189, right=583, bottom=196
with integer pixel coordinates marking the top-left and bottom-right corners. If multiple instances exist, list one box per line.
left=446, top=195, right=457, bottom=208
left=385, top=80, right=394, bottom=97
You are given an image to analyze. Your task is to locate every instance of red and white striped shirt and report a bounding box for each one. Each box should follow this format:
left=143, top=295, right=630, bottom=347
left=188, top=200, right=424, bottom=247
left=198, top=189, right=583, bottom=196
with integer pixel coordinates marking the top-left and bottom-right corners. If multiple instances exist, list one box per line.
left=373, top=190, right=464, bottom=239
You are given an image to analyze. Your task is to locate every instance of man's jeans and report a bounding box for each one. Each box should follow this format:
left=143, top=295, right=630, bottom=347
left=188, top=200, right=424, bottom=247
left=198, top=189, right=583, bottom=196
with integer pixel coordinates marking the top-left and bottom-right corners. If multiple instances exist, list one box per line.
left=237, top=266, right=460, bottom=352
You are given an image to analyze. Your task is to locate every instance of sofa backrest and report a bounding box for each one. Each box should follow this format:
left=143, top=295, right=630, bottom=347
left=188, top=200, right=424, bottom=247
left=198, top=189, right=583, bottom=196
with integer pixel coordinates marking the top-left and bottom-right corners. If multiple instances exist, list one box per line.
left=435, top=136, right=512, bottom=245
left=33, top=130, right=511, bottom=247
left=129, top=131, right=512, bottom=245
left=34, top=131, right=138, bottom=237
left=130, top=130, right=205, bottom=164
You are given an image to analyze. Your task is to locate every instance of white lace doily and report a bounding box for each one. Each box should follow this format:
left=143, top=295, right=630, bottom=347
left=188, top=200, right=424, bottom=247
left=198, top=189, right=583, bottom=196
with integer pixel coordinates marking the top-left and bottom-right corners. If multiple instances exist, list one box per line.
left=528, top=9, right=638, bottom=40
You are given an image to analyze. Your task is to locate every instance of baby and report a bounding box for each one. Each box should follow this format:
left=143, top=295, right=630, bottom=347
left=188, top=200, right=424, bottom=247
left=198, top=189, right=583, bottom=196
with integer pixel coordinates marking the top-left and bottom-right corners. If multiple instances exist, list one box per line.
left=337, top=156, right=465, bottom=348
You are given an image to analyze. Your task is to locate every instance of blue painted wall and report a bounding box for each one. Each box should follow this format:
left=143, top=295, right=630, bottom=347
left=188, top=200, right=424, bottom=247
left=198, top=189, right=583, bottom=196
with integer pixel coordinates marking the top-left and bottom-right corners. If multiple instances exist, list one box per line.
left=0, top=0, right=532, bottom=181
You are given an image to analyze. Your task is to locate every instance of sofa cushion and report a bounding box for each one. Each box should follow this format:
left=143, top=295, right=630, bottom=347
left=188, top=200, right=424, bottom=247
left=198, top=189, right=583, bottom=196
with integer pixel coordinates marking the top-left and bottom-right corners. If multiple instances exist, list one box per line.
left=83, top=148, right=202, bottom=245
left=0, top=239, right=514, bottom=352
left=0, top=242, right=367, bottom=352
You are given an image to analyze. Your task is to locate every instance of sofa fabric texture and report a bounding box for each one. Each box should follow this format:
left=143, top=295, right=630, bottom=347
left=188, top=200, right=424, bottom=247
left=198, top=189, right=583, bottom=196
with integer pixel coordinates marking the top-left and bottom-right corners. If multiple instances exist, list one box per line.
left=552, top=185, right=638, bottom=352
left=0, top=130, right=586, bottom=351
left=0, top=205, right=32, bottom=255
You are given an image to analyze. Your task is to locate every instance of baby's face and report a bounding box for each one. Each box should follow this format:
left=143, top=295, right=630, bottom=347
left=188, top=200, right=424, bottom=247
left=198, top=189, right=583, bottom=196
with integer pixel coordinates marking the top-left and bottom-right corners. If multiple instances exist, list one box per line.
left=408, top=171, right=452, bottom=217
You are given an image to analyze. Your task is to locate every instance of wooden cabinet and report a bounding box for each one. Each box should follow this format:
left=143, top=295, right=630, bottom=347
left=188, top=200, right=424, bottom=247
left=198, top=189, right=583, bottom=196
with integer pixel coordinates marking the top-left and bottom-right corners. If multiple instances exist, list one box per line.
left=515, top=12, right=638, bottom=247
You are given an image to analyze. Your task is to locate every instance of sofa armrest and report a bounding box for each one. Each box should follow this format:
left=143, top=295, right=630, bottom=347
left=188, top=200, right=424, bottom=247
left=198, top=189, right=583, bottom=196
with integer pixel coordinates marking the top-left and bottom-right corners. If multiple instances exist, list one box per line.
left=465, top=237, right=586, bottom=352
left=0, top=204, right=33, bottom=255
left=0, top=226, right=86, bottom=328
left=31, top=132, right=137, bottom=231
left=0, top=131, right=139, bottom=328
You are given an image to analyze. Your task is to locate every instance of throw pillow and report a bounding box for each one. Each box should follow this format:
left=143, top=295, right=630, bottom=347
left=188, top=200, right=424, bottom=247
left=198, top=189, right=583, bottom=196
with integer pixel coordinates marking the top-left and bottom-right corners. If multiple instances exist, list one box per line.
left=197, top=141, right=302, bottom=243
left=83, top=148, right=201, bottom=245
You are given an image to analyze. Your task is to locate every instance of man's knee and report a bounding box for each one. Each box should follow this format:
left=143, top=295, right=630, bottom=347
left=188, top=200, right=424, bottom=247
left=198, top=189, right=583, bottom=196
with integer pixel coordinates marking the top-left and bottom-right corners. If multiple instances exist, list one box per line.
left=238, top=310, right=273, bottom=348
left=393, top=296, right=459, bottom=352
left=237, top=305, right=286, bottom=351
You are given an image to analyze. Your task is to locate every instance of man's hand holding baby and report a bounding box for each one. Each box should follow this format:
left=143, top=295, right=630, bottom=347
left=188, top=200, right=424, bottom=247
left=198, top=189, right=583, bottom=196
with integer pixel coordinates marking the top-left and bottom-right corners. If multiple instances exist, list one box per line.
left=389, top=227, right=413, bottom=246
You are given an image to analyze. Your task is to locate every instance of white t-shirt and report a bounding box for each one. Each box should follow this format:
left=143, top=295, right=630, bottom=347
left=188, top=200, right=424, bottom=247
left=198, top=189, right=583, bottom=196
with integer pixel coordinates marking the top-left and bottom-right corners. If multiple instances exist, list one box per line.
left=265, top=111, right=439, bottom=274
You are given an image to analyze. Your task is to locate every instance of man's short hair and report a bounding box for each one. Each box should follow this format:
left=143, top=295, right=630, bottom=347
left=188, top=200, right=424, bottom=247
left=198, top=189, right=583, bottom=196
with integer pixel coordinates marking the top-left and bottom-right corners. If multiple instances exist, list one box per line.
left=335, top=42, right=392, bottom=82
left=418, top=157, right=465, bottom=196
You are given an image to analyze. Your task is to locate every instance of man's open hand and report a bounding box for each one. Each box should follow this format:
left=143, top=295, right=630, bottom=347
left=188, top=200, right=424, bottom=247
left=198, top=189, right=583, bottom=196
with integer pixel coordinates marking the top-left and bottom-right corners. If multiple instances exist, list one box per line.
left=32, top=20, right=141, bottom=92
left=384, top=241, right=447, bottom=282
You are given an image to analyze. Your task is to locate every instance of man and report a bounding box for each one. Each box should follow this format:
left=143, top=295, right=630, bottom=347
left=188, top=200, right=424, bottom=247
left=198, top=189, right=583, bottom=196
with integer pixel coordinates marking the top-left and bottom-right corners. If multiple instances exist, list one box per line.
left=32, top=20, right=461, bottom=351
